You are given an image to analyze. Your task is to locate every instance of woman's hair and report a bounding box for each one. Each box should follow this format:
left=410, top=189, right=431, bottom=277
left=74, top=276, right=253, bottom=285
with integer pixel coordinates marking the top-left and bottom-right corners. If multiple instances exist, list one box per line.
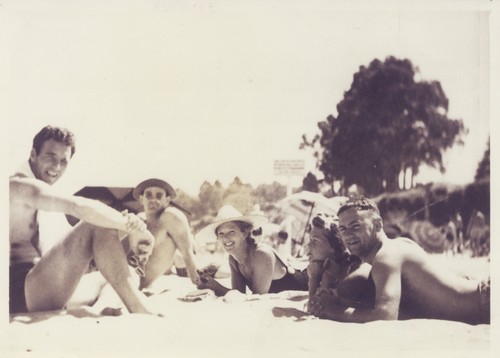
left=311, top=215, right=345, bottom=254
left=311, top=214, right=360, bottom=266
left=32, top=125, right=76, bottom=157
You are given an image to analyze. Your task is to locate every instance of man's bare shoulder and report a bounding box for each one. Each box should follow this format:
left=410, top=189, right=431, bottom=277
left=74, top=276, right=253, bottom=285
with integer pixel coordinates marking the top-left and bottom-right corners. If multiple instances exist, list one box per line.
left=394, top=236, right=422, bottom=247
left=10, top=176, right=44, bottom=198
left=373, top=239, right=410, bottom=265
left=375, top=237, right=424, bottom=266
left=160, top=206, right=188, bottom=224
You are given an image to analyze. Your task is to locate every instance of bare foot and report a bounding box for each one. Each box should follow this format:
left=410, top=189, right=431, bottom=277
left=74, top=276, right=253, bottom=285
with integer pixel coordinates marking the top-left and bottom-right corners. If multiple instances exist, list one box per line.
left=101, top=307, right=124, bottom=316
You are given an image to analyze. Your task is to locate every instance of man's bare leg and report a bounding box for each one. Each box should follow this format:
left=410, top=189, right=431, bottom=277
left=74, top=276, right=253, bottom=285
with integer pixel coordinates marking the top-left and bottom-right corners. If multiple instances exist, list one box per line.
left=66, top=271, right=108, bottom=309
left=25, top=222, right=154, bottom=314
left=25, top=222, right=96, bottom=312
left=91, top=227, right=154, bottom=314
left=139, top=236, right=176, bottom=289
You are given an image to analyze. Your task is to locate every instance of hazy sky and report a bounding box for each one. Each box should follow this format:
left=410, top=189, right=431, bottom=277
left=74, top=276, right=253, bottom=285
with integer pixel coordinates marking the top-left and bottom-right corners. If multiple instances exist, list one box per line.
left=2, top=1, right=495, bottom=196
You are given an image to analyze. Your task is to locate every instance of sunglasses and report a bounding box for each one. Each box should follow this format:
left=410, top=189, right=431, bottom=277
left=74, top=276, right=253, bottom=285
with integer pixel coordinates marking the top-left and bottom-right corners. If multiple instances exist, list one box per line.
left=127, top=253, right=146, bottom=277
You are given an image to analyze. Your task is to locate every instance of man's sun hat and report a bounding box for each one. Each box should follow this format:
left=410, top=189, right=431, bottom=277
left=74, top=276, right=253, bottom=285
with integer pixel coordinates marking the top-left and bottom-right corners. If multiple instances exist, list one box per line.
left=133, top=178, right=177, bottom=200
left=195, top=205, right=269, bottom=242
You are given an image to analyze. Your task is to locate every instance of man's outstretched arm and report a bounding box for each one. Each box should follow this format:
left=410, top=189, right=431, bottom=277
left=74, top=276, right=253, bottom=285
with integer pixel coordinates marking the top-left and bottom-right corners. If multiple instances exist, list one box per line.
left=10, top=177, right=146, bottom=234
left=310, top=259, right=401, bottom=322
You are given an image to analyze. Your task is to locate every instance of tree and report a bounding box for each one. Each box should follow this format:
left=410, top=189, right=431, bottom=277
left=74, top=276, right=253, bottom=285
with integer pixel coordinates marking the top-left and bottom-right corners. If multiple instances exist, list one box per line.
left=302, top=172, right=320, bottom=193
left=252, top=181, right=287, bottom=208
left=474, top=138, right=490, bottom=181
left=197, top=180, right=224, bottom=216
left=223, top=176, right=255, bottom=213
left=174, top=189, right=198, bottom=217
left=302, top=56, right=466, bottom=196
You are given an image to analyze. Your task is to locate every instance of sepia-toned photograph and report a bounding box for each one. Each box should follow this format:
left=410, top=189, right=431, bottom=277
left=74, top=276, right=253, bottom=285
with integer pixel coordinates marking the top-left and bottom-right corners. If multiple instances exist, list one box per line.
left=1, top=1, right=497, bottom=357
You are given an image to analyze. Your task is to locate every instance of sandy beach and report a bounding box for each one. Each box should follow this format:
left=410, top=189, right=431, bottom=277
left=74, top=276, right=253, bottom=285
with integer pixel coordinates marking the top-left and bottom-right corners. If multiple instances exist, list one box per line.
left=5, top=254, right=491, bottom=358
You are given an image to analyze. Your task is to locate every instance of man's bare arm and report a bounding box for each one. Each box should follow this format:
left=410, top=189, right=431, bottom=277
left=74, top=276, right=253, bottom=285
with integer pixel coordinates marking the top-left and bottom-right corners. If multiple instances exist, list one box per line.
left=160, top=210, right=201, bottom=285
left=311, top=258, right=401, bottom=322
left=10, top=177, right=145, bottom=234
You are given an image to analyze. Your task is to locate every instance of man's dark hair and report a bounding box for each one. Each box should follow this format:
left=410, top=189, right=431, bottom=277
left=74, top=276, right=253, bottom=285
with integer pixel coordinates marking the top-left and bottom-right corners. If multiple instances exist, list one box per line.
left=310, top=214, right=361, bottom=266
left=338, top=196, right=380, bottom=217
left=32, top=125, right=76, bottom=157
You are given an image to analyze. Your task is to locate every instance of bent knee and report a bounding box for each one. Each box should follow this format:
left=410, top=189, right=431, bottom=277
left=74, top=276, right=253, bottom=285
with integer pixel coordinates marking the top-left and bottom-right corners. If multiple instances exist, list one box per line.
left=25, top=272, right=66, bottom=312
left=74, top=221, right=120, bottom=238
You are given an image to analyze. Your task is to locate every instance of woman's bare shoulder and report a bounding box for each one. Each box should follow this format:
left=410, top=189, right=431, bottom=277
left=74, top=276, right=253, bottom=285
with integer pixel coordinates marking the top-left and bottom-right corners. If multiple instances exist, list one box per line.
left=253, top=244, right=276, bottom=264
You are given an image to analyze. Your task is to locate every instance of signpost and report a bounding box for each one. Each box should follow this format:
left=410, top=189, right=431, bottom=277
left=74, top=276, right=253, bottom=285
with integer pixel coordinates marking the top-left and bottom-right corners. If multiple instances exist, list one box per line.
left=273, top=159, right=305, bottom=196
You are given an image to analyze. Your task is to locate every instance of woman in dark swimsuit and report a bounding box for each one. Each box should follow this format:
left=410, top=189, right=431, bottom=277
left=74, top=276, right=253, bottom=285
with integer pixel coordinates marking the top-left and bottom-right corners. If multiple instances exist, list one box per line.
left=195, top=205, right=307, bottom=297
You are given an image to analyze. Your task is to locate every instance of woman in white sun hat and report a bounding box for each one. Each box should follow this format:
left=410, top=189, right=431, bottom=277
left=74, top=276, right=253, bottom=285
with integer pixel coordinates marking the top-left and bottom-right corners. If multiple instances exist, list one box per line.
left=195, top=205, right=308, bottom=297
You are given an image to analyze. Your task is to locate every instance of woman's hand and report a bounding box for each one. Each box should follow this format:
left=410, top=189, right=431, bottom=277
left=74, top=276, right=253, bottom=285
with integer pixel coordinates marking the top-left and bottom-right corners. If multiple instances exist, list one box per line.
left=197, top=275, right=230, bottom=297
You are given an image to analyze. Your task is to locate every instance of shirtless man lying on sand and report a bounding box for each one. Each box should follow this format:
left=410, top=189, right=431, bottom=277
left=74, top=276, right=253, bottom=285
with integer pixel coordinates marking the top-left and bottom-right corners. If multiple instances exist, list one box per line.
left=308, top=196, right=490, bottom=325
left=10, top=125, right=156, bottom=315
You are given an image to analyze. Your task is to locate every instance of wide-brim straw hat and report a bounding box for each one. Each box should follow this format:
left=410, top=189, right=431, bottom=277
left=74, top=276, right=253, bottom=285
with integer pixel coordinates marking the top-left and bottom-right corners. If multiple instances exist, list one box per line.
left=133, top=178, right=177, bottom=200
left=195, top=205, right=268, bottom=242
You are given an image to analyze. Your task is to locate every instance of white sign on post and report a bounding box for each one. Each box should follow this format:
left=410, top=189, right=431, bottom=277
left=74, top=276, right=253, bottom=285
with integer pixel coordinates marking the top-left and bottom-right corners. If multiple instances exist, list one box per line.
left=273, top=160, right=305, bottom=176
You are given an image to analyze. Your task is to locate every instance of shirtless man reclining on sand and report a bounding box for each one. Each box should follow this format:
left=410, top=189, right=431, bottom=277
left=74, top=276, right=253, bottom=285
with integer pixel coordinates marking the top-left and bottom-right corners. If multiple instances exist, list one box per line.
left=306, top=213, right=372, bottom=311
left=10, top=125, right=157, bottom=315
left=308, top=196, right=490, bottom=325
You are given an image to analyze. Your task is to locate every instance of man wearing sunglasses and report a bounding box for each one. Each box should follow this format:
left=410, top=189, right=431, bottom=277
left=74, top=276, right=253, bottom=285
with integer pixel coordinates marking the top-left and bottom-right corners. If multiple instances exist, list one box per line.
left=133, top=178, right=201, bottom=290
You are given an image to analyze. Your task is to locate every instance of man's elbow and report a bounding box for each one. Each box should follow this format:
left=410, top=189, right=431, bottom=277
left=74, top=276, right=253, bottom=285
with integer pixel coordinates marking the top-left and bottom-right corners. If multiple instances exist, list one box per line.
left=348, top=307, right=398, bottom=323
left=373, top=306, right=399, bottom=321
left=68, top=197, right=96, bottom=220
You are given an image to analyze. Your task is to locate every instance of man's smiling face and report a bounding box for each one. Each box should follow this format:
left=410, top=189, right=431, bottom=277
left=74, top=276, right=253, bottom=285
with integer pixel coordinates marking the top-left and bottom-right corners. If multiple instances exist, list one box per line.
left=338, top=207, right=379, bottom=258
left=30, top=139, right=72, bottom=185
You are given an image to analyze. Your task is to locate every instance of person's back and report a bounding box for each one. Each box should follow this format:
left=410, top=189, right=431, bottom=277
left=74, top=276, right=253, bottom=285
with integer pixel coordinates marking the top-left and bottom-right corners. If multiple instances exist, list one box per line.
left=380, top=238, right=483, bottom=323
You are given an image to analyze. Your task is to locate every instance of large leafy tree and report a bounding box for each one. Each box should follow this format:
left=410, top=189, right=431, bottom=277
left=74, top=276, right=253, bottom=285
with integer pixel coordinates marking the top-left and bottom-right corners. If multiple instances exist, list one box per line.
left=303, top=56, right=466, bottom=196
left=474, top=138, right=490, bottom=181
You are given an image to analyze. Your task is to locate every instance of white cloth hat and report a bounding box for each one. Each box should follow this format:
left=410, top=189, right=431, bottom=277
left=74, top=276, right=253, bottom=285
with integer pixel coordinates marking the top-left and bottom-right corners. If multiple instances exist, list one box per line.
left=195, top=205, right=268, bottom=242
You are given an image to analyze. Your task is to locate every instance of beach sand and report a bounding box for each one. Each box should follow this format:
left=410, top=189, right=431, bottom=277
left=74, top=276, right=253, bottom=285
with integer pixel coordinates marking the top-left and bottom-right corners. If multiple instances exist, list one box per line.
left=5, top=255, right=491, bottom=358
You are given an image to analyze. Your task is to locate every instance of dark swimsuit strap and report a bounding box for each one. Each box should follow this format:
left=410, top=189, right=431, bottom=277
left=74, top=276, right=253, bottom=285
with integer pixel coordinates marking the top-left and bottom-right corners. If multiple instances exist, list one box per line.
left=234, top=244, right=296, bottom=286
left=265, top=244, right=296, bottom=275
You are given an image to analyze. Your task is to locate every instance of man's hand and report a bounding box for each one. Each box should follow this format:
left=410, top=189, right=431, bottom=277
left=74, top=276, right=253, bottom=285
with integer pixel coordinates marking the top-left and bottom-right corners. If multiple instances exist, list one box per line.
left=307, top=289, right=342, bottom=318
left=128, top=229, right=155, bottom=263
left=307, top=294, right=324, bottom=316
left=122, top=211, right=147, bottom=234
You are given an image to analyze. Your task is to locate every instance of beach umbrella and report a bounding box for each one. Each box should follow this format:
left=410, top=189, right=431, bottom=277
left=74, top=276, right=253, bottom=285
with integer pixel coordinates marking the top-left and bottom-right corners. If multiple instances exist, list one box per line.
left=66, top=186, right=191, bottom=226
left=277, top=191, right=348, bottom=243
left=75, top=186, right=142, bottom=213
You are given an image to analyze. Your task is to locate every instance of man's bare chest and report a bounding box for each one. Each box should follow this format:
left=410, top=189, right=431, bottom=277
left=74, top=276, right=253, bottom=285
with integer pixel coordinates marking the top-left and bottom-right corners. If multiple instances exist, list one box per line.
left=10, top=203, right=38, bottom=240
